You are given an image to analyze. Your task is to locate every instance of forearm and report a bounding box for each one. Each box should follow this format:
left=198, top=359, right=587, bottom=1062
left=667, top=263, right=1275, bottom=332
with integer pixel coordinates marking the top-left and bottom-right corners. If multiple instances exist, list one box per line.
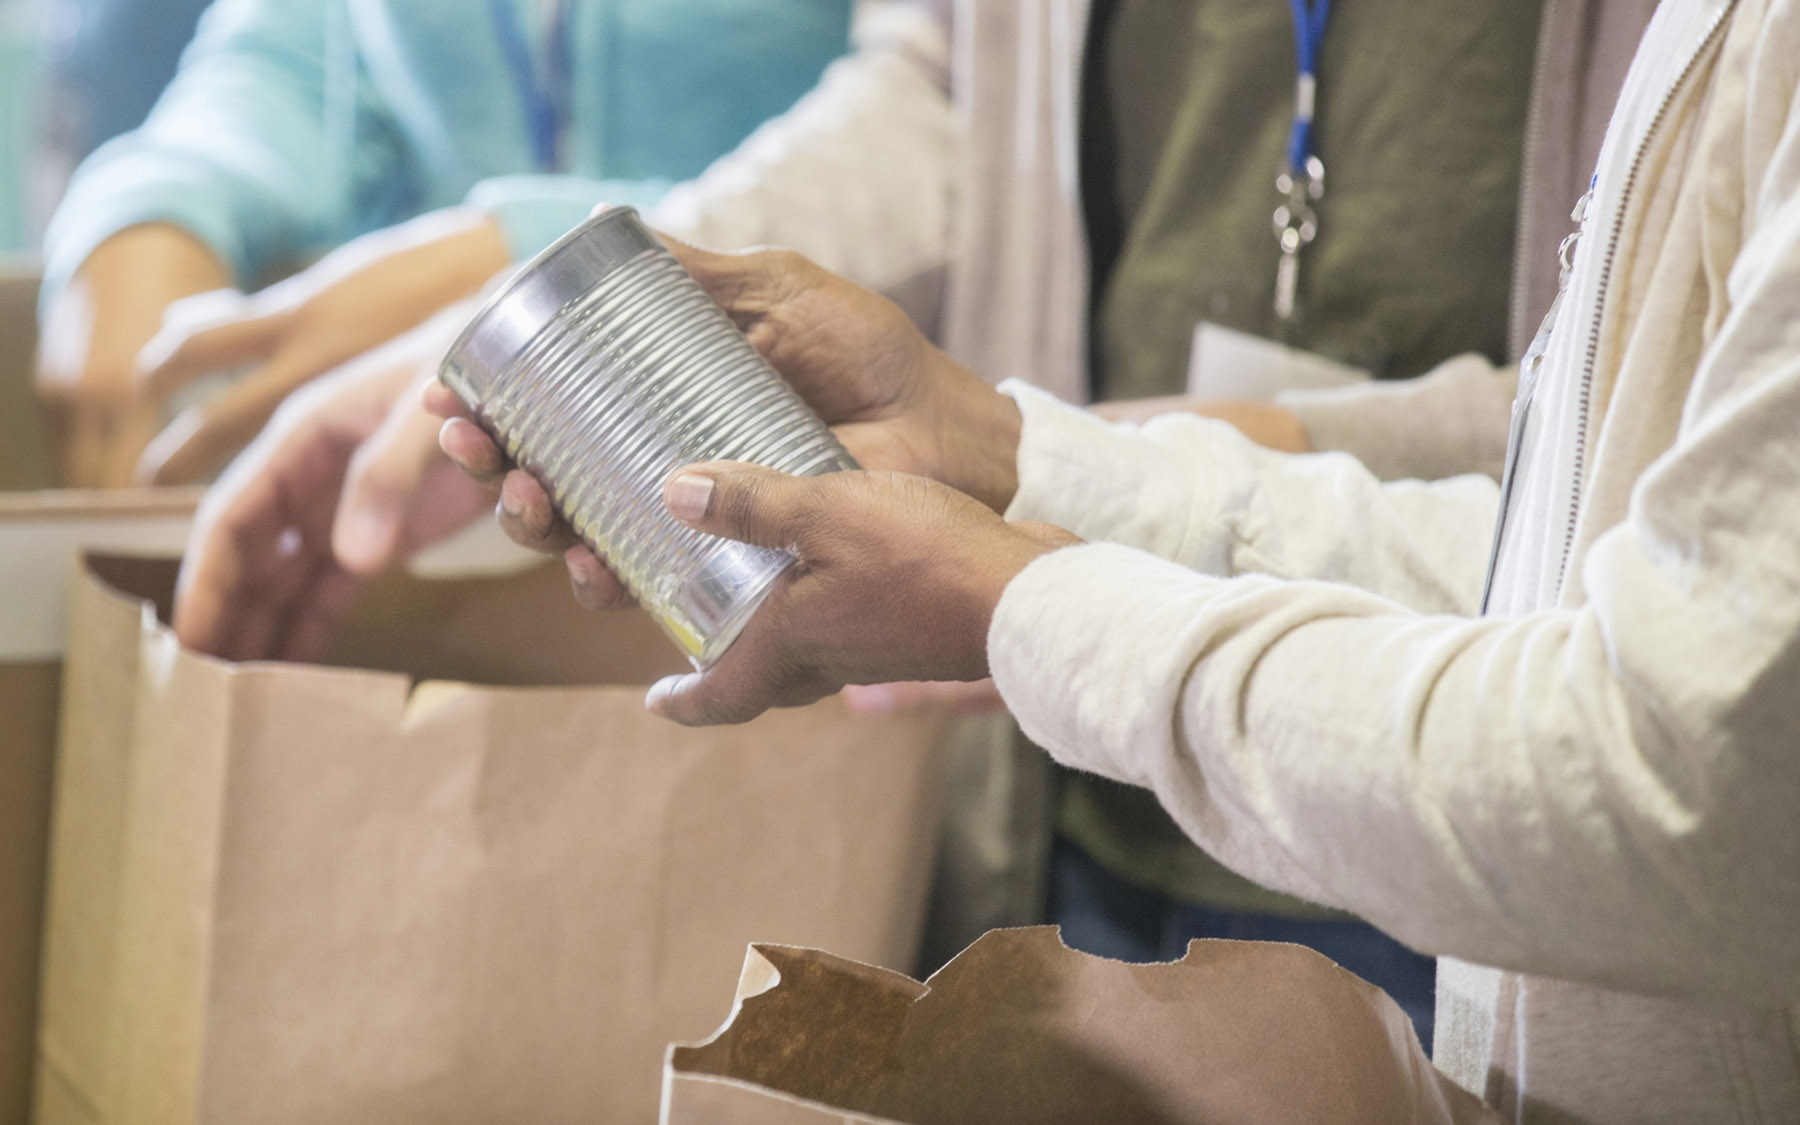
left=1004, top=382, right=1495, bottom=613
left=42, top=0, right=366, bottom=299
left=41, top=141, right=260, bottom=310
left=989, top=538, right=1800, bottom=1009
left=1277, top=352, right=1517, bottom=482
left=36, top=224, right=229, bottom=398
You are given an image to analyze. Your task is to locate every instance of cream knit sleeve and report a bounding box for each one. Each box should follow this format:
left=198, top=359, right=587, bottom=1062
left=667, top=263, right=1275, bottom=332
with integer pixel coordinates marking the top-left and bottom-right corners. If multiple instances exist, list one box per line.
left=1001, top=382, right=1497, bottom=613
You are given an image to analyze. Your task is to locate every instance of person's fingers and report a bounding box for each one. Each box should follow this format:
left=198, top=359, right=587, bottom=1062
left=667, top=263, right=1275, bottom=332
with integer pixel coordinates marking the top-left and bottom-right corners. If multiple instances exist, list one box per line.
left=271, top=562, right=365, bottom=664
left=174, top=476, right=313, bottom=660
left=645, top=643, right=835, bottom=727
left=421, top=380, right=469, bottom=419
left=136, top=355, right=325, bottom=485
left=134, top=288, right=276, bottom=399
left=213, top=522, right=345, bottom=664
left=564, top=545, right=634, bottom=611
left=645, top=672, right=713, bottom=723
left=333, top=392, right=470, bottom=574
left=1010, top=520, right=1086, bottom=551
left=136, top=404, right=247, bottom=486
left=173, top=434, right=285, bottom=656
left=171, top=380, right=369, bottom=658
left=216, top=519, right=336, bottom=663
left=214, top=555, right=295, bottom=661
left=661, top=240, right=809, bottom=327
left=645, top=663, right=774, bottom=727
left=438, top=416, right=509, bottom=483
left=59, top=400, right=162, bottom=488
left=495, top=468, right=578, bottom=554
left=662, top=462, right=818, bottom=551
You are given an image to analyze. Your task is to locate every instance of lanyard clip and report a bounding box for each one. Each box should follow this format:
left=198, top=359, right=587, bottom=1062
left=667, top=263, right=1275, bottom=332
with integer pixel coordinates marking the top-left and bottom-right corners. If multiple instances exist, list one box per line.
left=1273, top=155, right=1325, bottom=324
left=1274, top=155, right=1326, bottom=247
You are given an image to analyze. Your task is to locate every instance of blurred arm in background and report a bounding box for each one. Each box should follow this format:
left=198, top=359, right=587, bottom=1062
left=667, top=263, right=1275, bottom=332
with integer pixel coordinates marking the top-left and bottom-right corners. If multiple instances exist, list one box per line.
left=38, top=0, right=885, bottom=487
left=33, top=221, right=229, bottom=487
left=34, top=0, right=213, bottom=203
left=172, top=0, right=958, bottom=659
left=1087, top=351, right=1521, bottom=485
left=34, top=0, right=406, bottom=486
left=130, top=207, right=509, bottom=484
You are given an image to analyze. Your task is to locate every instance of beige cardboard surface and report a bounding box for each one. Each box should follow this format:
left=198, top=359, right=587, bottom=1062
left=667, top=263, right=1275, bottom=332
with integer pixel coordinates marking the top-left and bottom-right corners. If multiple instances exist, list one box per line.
left=666, top=927, right=1499, bottom=1125
left=0, top=664, right=57, bottom=1125
left=0, top=269, right=57, bottom=493
left=1, top=268, right=56, bottom=1125
left=0, top=271, right=200, bottom=1125
left=37, top=556, right=950, bottom=1124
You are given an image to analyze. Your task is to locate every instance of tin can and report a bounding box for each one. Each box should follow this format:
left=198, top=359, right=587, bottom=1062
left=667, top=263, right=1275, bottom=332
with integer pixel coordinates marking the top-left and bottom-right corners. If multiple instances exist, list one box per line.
left=440, top=207, right=857, bottom=668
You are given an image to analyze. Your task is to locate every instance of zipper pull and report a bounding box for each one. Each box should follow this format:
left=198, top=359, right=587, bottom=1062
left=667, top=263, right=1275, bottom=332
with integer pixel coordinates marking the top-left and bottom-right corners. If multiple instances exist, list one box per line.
left=1571, top=180, right=1595, bottom=225
left=1557, top=181, right=1596, bottom=289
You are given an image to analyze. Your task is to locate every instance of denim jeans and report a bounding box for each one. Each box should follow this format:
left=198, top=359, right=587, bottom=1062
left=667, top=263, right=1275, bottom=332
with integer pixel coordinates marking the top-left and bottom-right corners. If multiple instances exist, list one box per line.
left=1045, top=835, right=1437, bottom=1052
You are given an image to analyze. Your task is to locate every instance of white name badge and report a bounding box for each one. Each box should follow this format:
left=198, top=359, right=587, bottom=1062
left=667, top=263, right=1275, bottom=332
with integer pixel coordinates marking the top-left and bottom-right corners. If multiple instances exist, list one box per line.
left=1185, top=321, right=1370, bottom=402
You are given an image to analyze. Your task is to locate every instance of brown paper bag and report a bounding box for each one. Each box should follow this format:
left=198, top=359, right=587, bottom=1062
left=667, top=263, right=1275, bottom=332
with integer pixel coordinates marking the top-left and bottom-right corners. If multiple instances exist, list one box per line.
left=665, top=926, right=1499, bottom=1124
left=35, top=555, right=949, bottom=1124
left=0, top=270, right=199, bottom=1125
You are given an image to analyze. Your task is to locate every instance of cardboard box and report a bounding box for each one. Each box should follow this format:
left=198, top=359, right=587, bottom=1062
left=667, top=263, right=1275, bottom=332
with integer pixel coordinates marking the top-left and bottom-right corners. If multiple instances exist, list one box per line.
left=665, top=926, right=1497, bottom=1124
left=35, top=555, right=949, bottom=1124
left=0, top=269, right=198, bottom=1125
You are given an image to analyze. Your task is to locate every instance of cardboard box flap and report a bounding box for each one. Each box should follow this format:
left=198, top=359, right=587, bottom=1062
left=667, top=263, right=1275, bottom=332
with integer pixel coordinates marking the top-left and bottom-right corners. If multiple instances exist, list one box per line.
left=667, top=926, right=1498, bottom=1125
left=86, top=552, right=688, bottom=687
left=676, top=944, right=931, bottom=1118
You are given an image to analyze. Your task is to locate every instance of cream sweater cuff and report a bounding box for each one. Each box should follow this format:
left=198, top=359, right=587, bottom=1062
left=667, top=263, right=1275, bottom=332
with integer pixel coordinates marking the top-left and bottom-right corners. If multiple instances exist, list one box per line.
left=987, top=541, right=1231, bottom=785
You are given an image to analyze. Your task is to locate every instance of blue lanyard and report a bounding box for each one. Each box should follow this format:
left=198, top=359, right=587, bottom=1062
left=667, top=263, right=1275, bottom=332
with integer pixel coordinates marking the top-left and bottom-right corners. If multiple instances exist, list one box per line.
left=1284, top=0, right=1331, bottom=173
left=489, top=0, right=572, bottom=172
left=1272, top=0, right=1331, bottom=325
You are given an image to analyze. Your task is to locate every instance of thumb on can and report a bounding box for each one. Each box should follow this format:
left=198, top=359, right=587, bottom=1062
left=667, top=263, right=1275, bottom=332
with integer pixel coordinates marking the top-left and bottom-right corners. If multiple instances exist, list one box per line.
left=662, top=462, right=817, bottom=551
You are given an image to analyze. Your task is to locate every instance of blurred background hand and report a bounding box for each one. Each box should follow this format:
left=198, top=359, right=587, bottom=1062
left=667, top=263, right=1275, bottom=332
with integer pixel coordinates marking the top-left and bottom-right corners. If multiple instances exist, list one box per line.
left=133, top=206, right=510, bottom=485
left=173, top=302, right=493, bottom=661
left=1089, top=394, right=1311, bottom=453
left=33, top=222, right=228, bottom=487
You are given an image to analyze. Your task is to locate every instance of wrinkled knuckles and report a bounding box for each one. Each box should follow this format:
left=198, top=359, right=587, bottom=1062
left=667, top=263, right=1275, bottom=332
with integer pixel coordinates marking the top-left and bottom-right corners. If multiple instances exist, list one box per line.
left=713, top=470, right=784, bottom=540
left=784, top=485, right=838, bottom=550
left=761, top=248, right=816, bottom=292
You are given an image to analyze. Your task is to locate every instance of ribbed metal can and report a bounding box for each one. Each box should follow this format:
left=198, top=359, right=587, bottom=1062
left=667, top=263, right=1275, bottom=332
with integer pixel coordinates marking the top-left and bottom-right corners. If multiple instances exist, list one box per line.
left=439, top=207, right=857, bottom=668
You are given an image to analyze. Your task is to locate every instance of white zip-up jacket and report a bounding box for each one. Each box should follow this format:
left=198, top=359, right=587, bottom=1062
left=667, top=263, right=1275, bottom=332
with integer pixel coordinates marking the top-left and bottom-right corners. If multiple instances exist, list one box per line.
left=990, top=1, right=1800, bottom=1119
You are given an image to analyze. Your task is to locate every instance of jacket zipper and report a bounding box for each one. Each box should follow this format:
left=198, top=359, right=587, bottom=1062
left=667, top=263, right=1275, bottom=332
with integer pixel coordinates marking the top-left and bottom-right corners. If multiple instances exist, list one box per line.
left=1554, top=0, right=1738, bottom=599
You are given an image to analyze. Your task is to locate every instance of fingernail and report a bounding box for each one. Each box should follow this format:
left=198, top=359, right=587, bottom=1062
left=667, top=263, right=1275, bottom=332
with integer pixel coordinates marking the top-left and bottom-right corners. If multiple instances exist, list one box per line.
left=645, top=673, right=700, bottom=713
left=499, top=485, right=523, bottom=519
left=565, top=548, right=598, bottom=609
left=664, top=473, right=714, bottom=522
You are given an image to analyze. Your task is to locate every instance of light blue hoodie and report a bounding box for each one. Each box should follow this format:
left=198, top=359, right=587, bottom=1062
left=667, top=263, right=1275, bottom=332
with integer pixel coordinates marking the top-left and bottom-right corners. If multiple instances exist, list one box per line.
left=40, top=0, right=851, bottom=308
